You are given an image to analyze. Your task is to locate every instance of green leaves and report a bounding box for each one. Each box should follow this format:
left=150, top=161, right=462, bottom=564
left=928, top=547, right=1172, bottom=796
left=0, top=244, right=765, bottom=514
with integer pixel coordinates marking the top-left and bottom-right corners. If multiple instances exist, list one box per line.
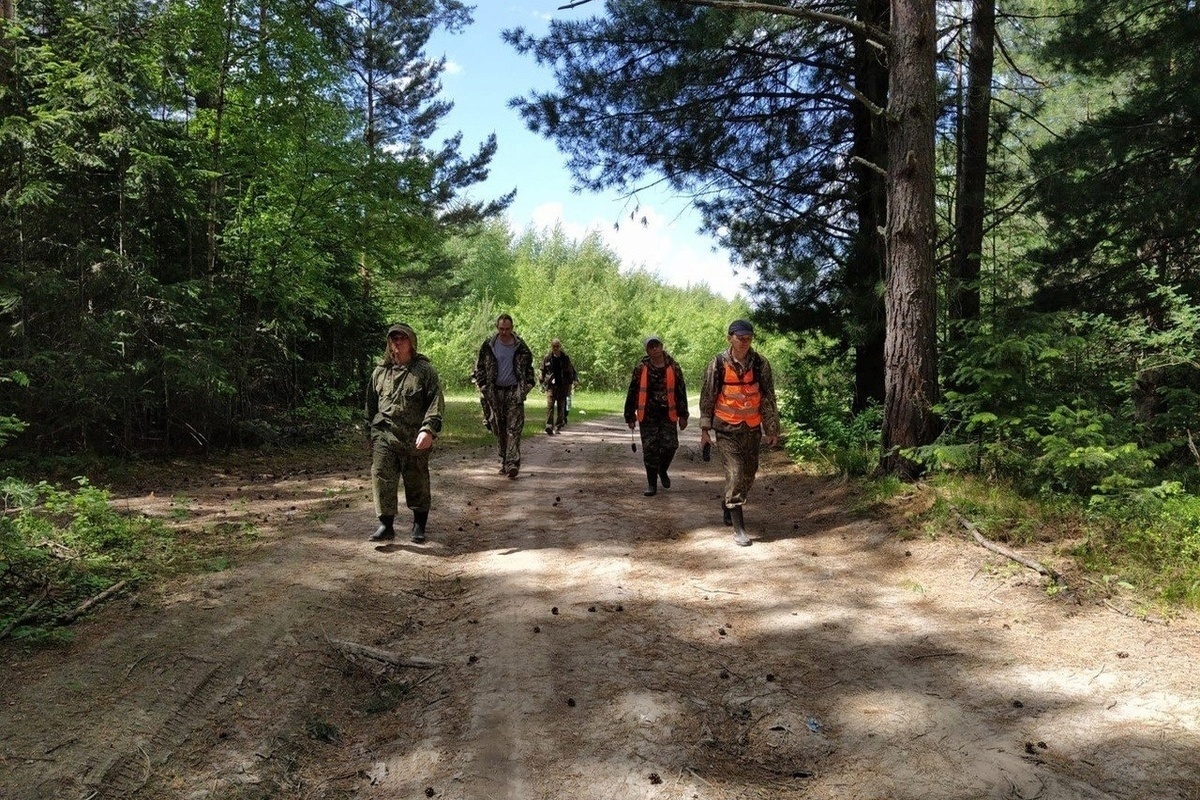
left=0, top=0, right=500, bottom=454
left=0, top=477, right=173, bottom=642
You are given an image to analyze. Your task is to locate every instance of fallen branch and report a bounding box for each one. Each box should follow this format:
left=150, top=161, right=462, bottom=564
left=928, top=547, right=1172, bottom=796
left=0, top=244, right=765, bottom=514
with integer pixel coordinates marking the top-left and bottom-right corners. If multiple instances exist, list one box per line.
left=691, top=584, right=741, bottom=595
left=952, top=509, right=1066, bottom=587
left=1102, top=599, right=1167, bottom=625
left=327, top=638, right=441, bottom=669
left=56, top=579, right=129, bottom=624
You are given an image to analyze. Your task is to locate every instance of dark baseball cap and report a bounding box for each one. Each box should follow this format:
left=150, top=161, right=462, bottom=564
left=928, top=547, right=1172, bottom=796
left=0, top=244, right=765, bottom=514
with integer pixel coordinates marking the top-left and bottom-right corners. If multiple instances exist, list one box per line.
left=727, top=319, right=754, bottom=335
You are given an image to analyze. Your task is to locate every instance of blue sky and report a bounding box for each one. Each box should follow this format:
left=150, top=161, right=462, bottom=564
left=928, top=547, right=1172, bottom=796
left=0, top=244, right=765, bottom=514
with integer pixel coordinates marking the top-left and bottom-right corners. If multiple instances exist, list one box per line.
left=428, top=2, right=747, bottom=300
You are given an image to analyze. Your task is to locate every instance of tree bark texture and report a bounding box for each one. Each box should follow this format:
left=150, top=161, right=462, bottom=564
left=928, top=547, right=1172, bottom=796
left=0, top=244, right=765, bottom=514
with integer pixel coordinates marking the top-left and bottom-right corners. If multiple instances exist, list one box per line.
left=881, top=0, right=939, bottom=477
left=849, top=0, right=890, bottom=412
left=949, top=0, right=995, bottom=344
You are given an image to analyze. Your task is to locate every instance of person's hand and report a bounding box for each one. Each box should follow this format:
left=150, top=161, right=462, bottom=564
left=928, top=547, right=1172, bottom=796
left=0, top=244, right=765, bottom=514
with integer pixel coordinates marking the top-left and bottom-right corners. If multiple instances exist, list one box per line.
left=627, top=420, right=636, bottom=430
left=700, top=428, right=711, bottom=446
left=678, top=418, right=688, bottom=431
left=415, top=431, right=434, bottom=450
left=765, top=434, right=779, bottom=448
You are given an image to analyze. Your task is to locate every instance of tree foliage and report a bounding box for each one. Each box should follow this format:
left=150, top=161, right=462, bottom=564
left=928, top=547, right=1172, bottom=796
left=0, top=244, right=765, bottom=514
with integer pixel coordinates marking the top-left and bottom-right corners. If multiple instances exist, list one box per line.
left=410, top=221, right=757, bottom=394
left=505, top=0, right=891, bottom=411
left=0, top=0, right=503, bottom=454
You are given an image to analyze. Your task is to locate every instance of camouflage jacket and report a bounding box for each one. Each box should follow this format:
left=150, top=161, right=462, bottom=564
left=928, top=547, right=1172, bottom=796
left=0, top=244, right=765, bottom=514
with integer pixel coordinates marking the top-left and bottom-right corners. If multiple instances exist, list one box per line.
left=365, top=355, right=444, bottom=439
left=474, top=333, right=536, bottom=402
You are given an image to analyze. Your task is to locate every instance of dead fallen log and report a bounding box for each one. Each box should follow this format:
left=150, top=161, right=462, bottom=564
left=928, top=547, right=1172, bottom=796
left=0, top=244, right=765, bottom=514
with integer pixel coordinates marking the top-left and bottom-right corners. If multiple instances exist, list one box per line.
left=327, top=638, right=441, bottom=669
left=56, top=579, right=129, bottom=624
left=953, top=509, right=1066, bottom=587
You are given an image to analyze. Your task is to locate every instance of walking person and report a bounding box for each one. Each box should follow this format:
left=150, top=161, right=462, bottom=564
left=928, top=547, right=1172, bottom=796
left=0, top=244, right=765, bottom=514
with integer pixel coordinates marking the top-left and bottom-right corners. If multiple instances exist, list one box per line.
left=540, top=338, right=577, bottom=434
left=624, top=335, right=689, bottom=497
left=699, top=319, right=780, bottom=546
left=365, top=323, right=444, bottom=543
left=474, top=313, right=536, bottom=478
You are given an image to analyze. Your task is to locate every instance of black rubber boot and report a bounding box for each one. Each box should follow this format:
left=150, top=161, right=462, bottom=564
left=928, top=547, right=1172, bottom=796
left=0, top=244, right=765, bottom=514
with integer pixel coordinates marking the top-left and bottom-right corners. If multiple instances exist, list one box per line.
left=731, top=507, right=750, bottom=546
left=368, top=515, right=396, bottom=542
left=643, top=467, right=658, bottom=497
left=658, top=452, right=674, bottom=489
left=410, top=510, right=428, bottom=543
left=722, top=502, right=732, bottom=526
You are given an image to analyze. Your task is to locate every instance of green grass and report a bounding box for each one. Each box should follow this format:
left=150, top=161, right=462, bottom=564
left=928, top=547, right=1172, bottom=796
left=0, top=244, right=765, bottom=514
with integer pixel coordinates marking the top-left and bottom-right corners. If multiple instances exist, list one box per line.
left=440, top=391, right=627, bottom=449
left=906, top=472, right=1200, bottom=611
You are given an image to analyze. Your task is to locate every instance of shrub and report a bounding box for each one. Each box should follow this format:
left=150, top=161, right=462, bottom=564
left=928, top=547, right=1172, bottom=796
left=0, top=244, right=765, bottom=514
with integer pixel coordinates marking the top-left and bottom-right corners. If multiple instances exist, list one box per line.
left=0, top=477, right=174, bottom=642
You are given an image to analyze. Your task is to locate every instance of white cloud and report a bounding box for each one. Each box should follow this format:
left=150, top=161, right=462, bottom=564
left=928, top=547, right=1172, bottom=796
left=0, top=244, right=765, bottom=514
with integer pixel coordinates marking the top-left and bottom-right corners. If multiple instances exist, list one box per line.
left=523, top=202, right=744, bottom=300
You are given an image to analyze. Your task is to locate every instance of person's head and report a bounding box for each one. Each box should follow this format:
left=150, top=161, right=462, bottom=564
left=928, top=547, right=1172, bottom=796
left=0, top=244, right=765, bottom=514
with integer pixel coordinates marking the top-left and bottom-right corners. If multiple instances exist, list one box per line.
left=386, top=323, right=417, bottom=363
left=644, top=335, right=665, bottom=362
left=726, top=319, right=754, bottom=354
left=496, top=313, right=515, bottom=344
left=551, top=338, right=562, bottom=353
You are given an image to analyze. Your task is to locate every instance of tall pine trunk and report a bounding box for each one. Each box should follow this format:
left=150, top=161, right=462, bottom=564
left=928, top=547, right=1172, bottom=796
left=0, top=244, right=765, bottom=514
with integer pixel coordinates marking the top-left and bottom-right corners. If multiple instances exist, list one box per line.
left=949, top=0, right=995, bottom=345
left=849, top=0, right=891, bottom=413
left=881, top=0, right=939, bottom=477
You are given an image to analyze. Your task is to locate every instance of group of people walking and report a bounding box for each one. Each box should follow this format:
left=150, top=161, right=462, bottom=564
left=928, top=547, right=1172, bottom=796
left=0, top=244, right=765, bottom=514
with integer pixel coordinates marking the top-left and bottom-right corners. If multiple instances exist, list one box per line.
left=363, top=314, right=779, bottom=548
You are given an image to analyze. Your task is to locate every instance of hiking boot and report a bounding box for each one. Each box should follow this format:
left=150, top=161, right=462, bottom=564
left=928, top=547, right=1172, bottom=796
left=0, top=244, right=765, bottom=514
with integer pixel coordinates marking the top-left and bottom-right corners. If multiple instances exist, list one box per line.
left=507, top=466, right=519, bottom=479
left=410, top=510, right=428, bottom=543
left=545, top=425, right=554, bottom=435
left=643, top=467, right=658, bottom=497
left=368, top=515, right=395, bottom=542
left=730, top=507, right=750, bottom=546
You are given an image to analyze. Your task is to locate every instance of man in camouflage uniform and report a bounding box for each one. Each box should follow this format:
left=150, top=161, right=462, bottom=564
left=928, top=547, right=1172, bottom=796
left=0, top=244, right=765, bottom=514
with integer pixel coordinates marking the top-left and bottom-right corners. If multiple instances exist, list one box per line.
left=624, top=335, right=689, bottom=497
left=540, top=338, right=577, bottom=434
left=365, top=323, right=444, bottom=544
left=699, top=319, right=779, bottom=546
left=474, top=313, right=536, bottom=478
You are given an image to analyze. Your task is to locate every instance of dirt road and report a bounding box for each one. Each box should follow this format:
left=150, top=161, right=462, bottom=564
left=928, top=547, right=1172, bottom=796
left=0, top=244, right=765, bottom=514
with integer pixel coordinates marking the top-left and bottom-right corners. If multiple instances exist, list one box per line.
left=2, top=414, right=1199, bottom=799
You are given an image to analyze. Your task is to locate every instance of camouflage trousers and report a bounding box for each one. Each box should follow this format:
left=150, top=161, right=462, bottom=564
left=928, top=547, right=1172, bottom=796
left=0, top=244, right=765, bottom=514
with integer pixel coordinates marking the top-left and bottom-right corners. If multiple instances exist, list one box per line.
left=638, top=415, right=679, bottom=471
left=370, top=427, right=431, bottom=517
left=545, top=389, right=569, bottom=429
left=492, top=386, right=526, bottom=471
left=716, top=426, right=762, bottom=507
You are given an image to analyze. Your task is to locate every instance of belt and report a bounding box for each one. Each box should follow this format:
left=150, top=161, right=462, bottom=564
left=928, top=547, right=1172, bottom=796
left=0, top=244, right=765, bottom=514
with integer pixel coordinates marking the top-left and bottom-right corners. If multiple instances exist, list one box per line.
left=495, top=384, right=518, bottom=390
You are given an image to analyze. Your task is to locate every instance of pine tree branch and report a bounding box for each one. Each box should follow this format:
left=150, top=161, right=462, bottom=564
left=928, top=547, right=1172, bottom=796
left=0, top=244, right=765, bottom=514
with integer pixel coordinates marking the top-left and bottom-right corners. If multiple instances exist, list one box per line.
left=558, top=0, right=890, bottom=50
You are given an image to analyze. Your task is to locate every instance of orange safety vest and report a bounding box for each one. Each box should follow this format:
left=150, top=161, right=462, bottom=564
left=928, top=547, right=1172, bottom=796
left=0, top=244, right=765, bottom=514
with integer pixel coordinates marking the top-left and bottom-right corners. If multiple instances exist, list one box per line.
left=635, top=362, right=678, bottom=423
left=714, top=359, right=762, bottom=428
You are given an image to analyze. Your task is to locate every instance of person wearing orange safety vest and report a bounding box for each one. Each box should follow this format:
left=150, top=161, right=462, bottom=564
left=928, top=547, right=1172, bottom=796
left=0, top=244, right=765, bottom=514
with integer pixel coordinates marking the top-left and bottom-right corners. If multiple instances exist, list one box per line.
left=698, top=319, right=779, bottom=546
left=624, top=335, right=690, bottom=497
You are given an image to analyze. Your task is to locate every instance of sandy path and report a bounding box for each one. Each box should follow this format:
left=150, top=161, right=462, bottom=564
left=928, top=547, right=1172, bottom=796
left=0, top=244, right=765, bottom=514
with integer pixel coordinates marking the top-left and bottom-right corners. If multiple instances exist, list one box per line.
left=2, top=413, right=1199, bottom=799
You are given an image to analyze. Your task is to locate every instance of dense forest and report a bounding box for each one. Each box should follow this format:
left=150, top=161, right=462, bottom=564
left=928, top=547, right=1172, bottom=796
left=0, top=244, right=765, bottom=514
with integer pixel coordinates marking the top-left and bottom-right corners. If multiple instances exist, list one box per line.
left=3, top=2, right=1200, bottom=599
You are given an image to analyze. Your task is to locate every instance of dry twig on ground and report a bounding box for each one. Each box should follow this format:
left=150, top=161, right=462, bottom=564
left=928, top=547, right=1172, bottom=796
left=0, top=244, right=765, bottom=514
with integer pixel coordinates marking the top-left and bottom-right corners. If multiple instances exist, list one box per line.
left=952, top=509, right=1066, bottom=587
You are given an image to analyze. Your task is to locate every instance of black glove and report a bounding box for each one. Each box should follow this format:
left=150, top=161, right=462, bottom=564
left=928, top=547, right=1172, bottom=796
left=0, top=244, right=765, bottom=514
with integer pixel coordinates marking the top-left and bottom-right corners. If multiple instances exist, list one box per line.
left=701, top=442, right=712, bottom=462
